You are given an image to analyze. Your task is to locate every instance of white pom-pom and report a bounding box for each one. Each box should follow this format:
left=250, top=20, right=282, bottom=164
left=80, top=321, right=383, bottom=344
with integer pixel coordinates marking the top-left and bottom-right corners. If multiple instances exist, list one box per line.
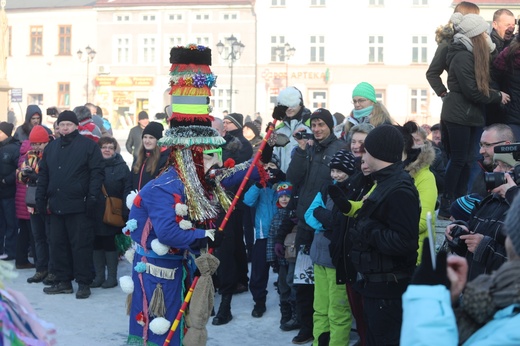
left=149, top=317, right=171, bottom=335
left=179, top=219, right=193, bottom=230
left=124, top=248, right=135, bottom=264
left=126, top=190, right=138, bottom=210
left=151, top=239, right=169, bottom=256
left=119, top=275, right=134, bottom=294
left=175, top=203, right=188, bottom=216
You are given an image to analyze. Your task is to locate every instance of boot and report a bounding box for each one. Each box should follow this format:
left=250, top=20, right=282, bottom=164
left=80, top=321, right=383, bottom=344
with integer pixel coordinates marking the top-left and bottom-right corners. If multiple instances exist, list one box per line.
left=43, top=281, right=73, bottom=295
left=27, top=270, right=48, bottom=283
left=280, top=301, right=300, bottom=331
left=251, top=302, right=266, bottom=318
left=318, top=331, right=330, bottom=346
left=90, top=250, right=106, bottom=288
left=76, top=284, right=91, bottom=299
left=438, top=194, right=453, bottom=220
left=280, top=302, right=292, bottom=325
left=101, top=251, right=118, bottom=288
left=212, top=294, right=233, bottom=325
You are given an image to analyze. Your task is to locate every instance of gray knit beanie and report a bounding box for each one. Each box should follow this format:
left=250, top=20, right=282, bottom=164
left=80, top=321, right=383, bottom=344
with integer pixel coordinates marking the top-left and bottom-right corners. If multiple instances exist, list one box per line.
left=505, top=194, right=520, bottom=255
left=451, top=13, right=489, bottom=38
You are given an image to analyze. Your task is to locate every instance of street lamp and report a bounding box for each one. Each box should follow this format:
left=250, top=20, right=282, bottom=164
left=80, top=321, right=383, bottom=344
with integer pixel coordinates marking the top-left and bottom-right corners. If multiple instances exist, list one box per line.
left=276, top=43, right=296, bottom=87
left=77, top=45, right=97, bottom=103
left=216, top=35, right=245, bottom=113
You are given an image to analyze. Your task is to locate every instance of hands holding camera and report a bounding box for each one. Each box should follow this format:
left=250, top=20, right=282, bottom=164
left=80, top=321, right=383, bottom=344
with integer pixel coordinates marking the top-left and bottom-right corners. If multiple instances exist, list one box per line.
left=491, top=173, right=517, bottom=198
left=293, top=128, right=313, bottom=149
left=445, top=224, right=483, bottom=254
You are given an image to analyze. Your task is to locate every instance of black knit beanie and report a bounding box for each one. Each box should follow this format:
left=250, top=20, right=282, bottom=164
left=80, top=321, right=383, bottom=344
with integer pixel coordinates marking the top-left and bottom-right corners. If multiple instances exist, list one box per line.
left=0, top=122, right=14, bottom=137
left=142, top=121, right=164, bottom=140
left=224, top=113, right=244, bottom=129
left=244, top=121, right=261, bottom=138
left=309, top=108, right=334, bottom=131
left=364, top=124, right=403, bottom=163
left=57, top=110, right=79, bottom=125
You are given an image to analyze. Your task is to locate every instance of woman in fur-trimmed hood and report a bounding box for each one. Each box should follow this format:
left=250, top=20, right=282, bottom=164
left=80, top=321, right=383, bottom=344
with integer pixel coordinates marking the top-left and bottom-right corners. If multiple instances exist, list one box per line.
left=399, top=122, right=438, bottom=265
left=426, top=1, right=480, bottom=97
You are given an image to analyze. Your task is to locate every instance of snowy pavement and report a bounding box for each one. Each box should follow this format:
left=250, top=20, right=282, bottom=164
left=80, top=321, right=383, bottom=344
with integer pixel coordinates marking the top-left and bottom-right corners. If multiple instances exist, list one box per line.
left=8, top=259, right=360, bottom=345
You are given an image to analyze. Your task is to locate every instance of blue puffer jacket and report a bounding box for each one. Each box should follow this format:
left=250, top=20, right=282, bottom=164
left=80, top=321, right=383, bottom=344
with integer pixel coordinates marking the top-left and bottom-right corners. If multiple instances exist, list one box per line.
left=243, top=183, right=278, bottom=240
left=401, top=284, right=520, bottom=346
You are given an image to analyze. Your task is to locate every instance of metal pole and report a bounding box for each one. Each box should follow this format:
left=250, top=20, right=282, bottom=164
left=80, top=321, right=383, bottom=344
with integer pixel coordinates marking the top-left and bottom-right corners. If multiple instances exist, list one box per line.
left=229, top=53, right=234, bottom=113
left=86, top=57, right=90, bottom=103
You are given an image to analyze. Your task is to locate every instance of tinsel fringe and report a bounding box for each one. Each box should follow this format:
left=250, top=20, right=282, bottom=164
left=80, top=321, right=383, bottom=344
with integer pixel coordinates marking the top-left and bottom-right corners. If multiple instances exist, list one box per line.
left=213, top=184, right=232, bottom=211
left=170, top=113, right=212, bottom=122
left=158, top=126, right=225, bottom=148
left=148, top=283, right=166, bottom=318
left=170, top=86, right=211, bottom=96
left=147, top=262, right=178, bottom=280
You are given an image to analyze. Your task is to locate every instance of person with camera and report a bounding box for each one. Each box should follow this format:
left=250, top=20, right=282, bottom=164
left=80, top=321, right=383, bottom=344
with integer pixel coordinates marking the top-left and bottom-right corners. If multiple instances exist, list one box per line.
left=286, top=108, right=348, bottom=344
left=445, top=151, right=518, bottom=282
left=271, top=86, right=312, bottom=174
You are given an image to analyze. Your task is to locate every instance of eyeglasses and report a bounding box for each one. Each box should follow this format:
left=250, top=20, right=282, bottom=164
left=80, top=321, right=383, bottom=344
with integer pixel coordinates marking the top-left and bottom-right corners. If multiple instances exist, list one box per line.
left=101, top=146, right=115, bottom=150
left=222, top=120, right=232, bottom=125
left=479, top=140, right=505, bottom=149
left=352, top=98, right=368, bottom=105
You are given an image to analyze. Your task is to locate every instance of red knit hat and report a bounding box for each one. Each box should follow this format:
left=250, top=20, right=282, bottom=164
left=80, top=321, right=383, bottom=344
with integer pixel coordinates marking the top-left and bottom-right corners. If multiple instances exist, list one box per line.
left=29, top=125, right=50, bottom=143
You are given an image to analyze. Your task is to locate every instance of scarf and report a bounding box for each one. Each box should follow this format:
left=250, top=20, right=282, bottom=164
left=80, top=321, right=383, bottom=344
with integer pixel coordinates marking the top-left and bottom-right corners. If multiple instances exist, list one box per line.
left=352, top=105, right=373, bottom=120
left=455, top=260, right=520, bottom=344
left=453, top=33, right=496, bottom=53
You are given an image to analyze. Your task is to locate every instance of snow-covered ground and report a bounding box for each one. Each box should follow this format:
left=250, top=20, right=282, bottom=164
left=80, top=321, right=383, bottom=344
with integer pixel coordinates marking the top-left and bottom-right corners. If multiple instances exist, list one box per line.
left=9, top=259, right=359, bottom=345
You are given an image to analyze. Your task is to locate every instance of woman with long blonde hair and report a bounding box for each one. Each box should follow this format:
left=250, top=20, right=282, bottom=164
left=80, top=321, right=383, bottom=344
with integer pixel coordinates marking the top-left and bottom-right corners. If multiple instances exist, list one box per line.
left=438, top=13, right=510, bottom=219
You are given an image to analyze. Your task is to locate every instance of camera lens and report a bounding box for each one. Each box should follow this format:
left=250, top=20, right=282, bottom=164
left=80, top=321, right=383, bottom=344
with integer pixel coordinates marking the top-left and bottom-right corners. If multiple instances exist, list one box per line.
left=484, top=172, right=506, bottom=190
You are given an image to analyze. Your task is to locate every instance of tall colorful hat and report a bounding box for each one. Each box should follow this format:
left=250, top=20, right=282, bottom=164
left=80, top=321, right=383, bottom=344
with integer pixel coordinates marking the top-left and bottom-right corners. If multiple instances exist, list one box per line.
left=159, top=44, right=225, bottom=148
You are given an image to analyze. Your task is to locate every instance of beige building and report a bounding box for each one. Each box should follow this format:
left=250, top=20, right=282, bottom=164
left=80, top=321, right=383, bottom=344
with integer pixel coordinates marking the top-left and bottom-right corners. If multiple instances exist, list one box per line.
left=5, top=0, right=520, bottom=128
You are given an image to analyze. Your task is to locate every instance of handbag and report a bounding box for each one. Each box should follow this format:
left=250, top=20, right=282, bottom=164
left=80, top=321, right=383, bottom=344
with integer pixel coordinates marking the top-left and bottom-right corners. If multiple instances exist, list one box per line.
left=293, top=245, right=315, bottom=285
left=283, top=226, right=298, bottom=262
left=25, top=185, right=37, bottom=207
left=102, top=185, right=125, bottom=227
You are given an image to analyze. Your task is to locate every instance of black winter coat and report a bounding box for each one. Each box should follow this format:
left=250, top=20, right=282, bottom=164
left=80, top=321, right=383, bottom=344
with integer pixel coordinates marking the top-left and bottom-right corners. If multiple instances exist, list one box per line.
left=287, top=134, right=348, bottom=248
left=441, top=41, right=502, bottom=127
left=36, top=130, right=104, bottom=215
left=222, top=128, right=253, bottom=165
left=131, top=147, right=170, bottom=191
left=0, top=137, right=20, bottom=199
left=493, top=44, right=520, bottom=126
left=95, top=153, right=132, bottom=236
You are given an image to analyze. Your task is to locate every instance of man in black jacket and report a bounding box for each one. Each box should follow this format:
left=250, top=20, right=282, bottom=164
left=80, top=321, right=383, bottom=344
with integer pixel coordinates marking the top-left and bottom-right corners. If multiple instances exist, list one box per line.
left=286, top=108, right=348, bottom=344
left=0, top=122, right=20, bottom=261
left=329, top=124, right=420, bottom=346
left=36, top=111, right=104, bottom=299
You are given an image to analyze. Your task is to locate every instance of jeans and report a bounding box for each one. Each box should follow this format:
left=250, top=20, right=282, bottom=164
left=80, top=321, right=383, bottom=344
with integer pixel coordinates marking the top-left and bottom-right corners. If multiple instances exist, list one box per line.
left=30, top=213, right=52, bottom=273
left=0, top=197, right=18, bottom=258
left=249, top=238, right=270, bottom=304
left=363, top=296, right=403, bottom=346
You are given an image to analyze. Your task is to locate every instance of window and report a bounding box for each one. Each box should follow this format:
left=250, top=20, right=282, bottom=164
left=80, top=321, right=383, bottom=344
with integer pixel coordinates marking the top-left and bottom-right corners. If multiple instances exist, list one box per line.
left=271, top=0, right=286, bottom=6
left=57, top=83, right=70, bottom=107
left=214, top=87, right=231, bottom=113
left=58, top=25, right=71, bottom=55
left=368, top=35, right=384, bottom=63
left=30, top=26, right=43, bottom=55
left=271, top=36, right=286, bottom=62
left=310, top=90, right=327, bottom=109
left=310, top=35, right=325, bottom=63
left=375, top=89, right=385, bottom=104
left=194, top=36, right=210, bottom=47
left=411, top=89, right=428, bottom=115
left=223, top=13, right=238, bottom=20
left=413, top=0, right=428, bottom=5
left=311, top=0, right=326, bottom=6
left=141, top=36, right=156, bottom=64
left=195, top=13, right=210, bottom=21
left=28, top=94, right=43, bottom=105
left=115, top=36, right=131, bottom=64
left=412, top=36, right=428, bottom=63
left=116, top=14, right=130, bottom=22
left=142, top=15, right=156, bottom=22
left=168, top=13, right=183, bottom=21
left=369, top=0, right=384, bottom=5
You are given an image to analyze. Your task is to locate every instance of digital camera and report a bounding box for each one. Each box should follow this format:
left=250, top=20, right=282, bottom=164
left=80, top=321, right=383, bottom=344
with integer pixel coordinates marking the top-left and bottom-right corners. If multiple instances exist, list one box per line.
left=294, top=132, right=313, bottom=140
left=447, top=225, right=469, bottom=252
left=484, top=143, right=520, bottom=190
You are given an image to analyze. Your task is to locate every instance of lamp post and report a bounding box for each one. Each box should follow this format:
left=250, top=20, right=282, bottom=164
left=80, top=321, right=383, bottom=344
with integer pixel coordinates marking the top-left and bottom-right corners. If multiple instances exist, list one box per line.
left=216, top=35, right=245, bottom=113
left=276, top=43, right=296, bottom=87
left=77, top=45, right=97, bottom=103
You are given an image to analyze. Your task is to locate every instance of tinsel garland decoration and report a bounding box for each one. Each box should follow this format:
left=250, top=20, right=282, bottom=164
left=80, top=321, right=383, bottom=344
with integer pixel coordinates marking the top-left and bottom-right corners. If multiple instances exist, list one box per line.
left=170, top=63, right=212, bottom=74
left=169, top=85, right=212, bottom=96
left=159, top=125, right=226, bottom=147
left=169, top=71, right=216, bottom=89
left=173, top=149, right=218, bottom=222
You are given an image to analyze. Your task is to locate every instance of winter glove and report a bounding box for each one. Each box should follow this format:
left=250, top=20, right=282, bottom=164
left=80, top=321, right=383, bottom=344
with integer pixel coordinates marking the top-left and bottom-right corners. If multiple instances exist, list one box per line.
left=274, top=243, right=285, bottom=259
left=313, top=206, right=333, bottom=230
left=411, top=238, right=450, bottom=288
left=327, top=185, right=351, bottom=214
left=272, top=105, right=288, bottom=120
left=85, top=195, right=97, bottom=218
left=189, top=237, right=208, bottom=251
left=205, top=229, right=216, bottom=241
left=209, top=230, right=225, bottom=248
